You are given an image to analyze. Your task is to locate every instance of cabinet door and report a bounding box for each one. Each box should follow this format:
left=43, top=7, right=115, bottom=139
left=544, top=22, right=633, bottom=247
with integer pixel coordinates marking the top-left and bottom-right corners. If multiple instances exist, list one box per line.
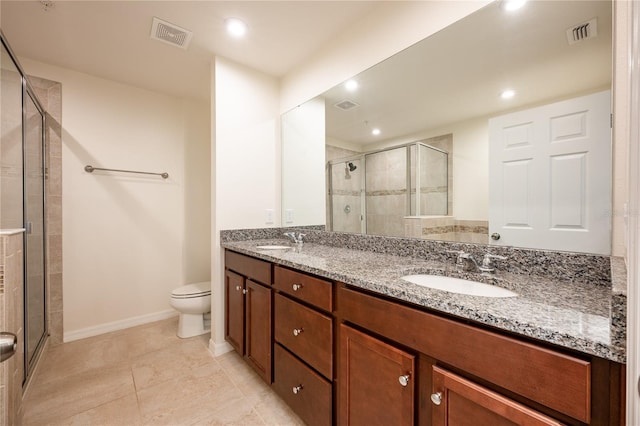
left=245, top=279, right=272, bottom=383
left=339, top=324, right=415, bottom=426
left=225, top=270, right=245, bottom=355
left=431, top=365, right=563, bottom=426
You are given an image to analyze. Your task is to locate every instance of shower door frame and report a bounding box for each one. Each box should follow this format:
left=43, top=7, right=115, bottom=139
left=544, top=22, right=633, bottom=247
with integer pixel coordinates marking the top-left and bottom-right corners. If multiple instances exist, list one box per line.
left=22, top=81, right=48, bottom=384
left=1, top=31, right=49, bottom=385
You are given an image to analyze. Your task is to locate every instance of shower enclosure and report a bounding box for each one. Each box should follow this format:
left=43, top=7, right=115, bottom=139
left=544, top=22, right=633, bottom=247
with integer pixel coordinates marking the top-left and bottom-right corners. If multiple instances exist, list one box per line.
left=328, top=142, right=448, bottom=237
left=1, top=33, right=48, bottom=384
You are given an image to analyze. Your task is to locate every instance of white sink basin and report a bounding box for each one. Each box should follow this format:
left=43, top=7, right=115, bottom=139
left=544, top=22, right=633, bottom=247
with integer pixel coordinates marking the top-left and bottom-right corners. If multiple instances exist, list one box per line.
left=401, top=275, right=517, bottom=298
left=256, top=245, right=292, bottom=250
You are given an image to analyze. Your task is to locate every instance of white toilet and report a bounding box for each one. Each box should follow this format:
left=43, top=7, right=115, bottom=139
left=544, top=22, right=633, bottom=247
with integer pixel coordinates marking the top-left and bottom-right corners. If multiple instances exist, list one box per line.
left=169, top=281, right=211, bottom=338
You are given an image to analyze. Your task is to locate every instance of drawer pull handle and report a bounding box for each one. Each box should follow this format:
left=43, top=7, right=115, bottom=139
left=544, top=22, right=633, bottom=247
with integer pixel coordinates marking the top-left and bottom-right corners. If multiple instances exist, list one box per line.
left=292, top=328, right=304, bottom=337
left=292, top=384, right=303, bottom=394
left=398, top=374, right=411, bottom=387
left=292, top=283, right=302, bottom=291
left=431, top=392, right=442, bottom=406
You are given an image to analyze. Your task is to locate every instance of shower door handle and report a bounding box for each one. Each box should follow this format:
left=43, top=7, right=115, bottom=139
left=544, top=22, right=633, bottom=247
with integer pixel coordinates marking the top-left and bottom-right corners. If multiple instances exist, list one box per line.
left=25, top=222, right=32, bottom=234
left=0, top=332, right=18, bottom=363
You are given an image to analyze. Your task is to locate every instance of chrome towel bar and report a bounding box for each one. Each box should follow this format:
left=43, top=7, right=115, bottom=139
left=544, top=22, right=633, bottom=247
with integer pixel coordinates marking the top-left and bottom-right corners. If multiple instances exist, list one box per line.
left=84, top=165, right=169, bottom=179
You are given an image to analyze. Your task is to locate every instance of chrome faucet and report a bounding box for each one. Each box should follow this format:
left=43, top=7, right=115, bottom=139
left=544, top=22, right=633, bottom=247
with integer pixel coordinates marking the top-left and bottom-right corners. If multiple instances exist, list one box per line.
left=447, top=250, right=507, bottom=273
left=283, top=232, right=305, bottom=245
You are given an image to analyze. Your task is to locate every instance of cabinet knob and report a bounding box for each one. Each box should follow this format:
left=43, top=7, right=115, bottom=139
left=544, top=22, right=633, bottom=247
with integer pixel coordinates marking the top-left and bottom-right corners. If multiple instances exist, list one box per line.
left=398, top=374, right=411, bottom=387
left=431, top=392, right=443, bottom=406
left=242, top=289, right=247, bottom=294
left=292, top=283, right=302, bottom=291
left=235, top=285, right=241, bottom=291
left=292, top=328, right=304, bottom=337
left=292, top=384, right=303, bottom=394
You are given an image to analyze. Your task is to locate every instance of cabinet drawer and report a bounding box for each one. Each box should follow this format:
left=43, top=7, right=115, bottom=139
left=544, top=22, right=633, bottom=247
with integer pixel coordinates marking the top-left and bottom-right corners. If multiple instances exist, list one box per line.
left=275, top=293, right=333, bottom=379
left=273, top=344, right=332, bottom=426
left=274, top=266, right=332, bottom=311
left=338, top=284, right=591, bottom=423
left=225, top=250, right=271, bottom=285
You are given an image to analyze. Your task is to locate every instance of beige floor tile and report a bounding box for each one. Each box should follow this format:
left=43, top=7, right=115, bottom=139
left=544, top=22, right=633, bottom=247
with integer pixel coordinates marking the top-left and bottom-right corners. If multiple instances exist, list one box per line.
left=30, top=333, right=130, bottom=387
left=120, top=317, right=186, bottom=359
left=137, top=362, right=245, bottom=425
left=132, top=338, right=217, bottom=390
left=48, top=393, right=142, bottom=426
left=22, top=362, right=136, bottom=425
left=253, top=392, right=305, bottom=426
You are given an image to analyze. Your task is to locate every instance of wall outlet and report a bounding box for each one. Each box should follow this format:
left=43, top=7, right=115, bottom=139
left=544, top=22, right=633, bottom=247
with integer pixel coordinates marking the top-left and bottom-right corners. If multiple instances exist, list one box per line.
left=285, top=209, right=294, bottom=224
left=265, top=209, right=274, bottom=224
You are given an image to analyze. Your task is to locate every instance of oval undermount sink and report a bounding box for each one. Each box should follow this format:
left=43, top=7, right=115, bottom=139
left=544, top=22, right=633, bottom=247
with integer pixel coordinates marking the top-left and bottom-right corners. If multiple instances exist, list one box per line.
left=401, top=275, right=517, bottom=298
left=256, top=245, right=292, bottom=250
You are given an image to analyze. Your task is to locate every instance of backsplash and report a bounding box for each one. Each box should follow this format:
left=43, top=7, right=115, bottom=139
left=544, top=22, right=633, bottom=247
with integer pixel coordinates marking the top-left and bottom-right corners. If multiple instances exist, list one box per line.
left=220, top=227, right=612, bottom=286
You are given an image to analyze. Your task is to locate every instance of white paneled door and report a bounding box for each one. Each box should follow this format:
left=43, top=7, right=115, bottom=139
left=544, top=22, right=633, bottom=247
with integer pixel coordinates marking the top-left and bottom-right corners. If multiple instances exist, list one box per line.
left=488, top=90, right=611, bottom=254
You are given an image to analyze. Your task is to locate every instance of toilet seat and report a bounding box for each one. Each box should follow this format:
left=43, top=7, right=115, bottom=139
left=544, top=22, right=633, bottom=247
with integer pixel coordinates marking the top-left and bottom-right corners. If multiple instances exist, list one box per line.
left=171, top=281, right=211, bottom=299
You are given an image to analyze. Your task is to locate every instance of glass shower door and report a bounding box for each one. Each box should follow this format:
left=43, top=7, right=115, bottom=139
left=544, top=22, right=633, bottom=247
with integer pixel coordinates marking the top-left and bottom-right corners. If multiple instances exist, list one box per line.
left=23, top=89, right=46, bottom=373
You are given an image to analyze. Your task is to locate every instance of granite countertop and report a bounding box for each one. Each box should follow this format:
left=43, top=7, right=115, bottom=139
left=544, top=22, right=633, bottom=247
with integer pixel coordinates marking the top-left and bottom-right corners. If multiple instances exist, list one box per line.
left=222, top=238, right=626, bottom=364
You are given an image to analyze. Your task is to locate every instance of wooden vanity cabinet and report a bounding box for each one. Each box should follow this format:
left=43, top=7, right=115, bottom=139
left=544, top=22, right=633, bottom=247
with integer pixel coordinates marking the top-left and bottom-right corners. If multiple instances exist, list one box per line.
left=336, top=283, right=624, bottom=426
left=272, top=265, right=334, bottom=426
left=339, top=324, right=415, bottom=426
left=224, top=250, right=273, bottom=383
left=431, top=365, right=563, bottom=426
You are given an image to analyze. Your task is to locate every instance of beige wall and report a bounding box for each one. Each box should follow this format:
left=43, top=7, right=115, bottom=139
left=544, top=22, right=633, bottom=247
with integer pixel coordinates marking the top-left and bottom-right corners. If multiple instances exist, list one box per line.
left=211, top=56, right=280, bottom=353
left=19, top=58, right=211, bottom=341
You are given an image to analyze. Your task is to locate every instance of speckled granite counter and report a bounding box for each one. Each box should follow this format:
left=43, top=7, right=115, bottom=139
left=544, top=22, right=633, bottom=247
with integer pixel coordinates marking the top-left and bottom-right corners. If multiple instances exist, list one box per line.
left=222, top=237, right=626, bottom=364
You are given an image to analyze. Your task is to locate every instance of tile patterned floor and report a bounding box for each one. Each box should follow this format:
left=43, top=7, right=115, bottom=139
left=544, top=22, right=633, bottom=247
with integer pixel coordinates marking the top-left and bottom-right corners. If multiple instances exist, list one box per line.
left=21, top=317, right=304, bottom=425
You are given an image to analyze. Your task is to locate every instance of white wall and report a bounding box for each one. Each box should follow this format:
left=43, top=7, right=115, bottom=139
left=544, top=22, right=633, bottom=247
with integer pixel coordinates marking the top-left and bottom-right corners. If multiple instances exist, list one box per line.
left=280, top=1, right=489, bottom=113
left=19, top=58, right=211, bottom=340
left=282, top=97, right=325, bottom=226
left=211, top=56, right=280, bottom=353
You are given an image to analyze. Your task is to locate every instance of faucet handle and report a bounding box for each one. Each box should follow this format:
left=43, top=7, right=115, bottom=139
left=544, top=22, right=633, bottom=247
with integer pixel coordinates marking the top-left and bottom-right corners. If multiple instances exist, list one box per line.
left=480, top=253, right=507, bottom=272
left=297, top=233, right=306, bottom=242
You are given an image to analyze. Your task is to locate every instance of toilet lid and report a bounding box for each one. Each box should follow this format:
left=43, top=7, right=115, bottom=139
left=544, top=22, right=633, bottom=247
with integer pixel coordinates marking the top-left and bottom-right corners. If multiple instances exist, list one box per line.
left=172, top=281, right=211, bottom=298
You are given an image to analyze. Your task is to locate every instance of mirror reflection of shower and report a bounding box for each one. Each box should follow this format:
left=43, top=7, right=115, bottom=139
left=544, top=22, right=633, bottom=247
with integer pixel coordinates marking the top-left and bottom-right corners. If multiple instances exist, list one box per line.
left=344, top=161, right=357, bottom=179
left=328, top=141, right=449, bottom=237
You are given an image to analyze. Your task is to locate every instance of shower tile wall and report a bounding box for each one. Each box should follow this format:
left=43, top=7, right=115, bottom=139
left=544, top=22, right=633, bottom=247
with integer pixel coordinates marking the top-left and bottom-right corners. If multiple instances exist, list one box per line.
left=330, top=161, right=362, bottom=233
left=326, top=145, right=361, bottom=233
left=30, top=76, right=63, bottom=345
left=366, top=147, right=407, bottom=237
left=403, top=216, right=488, bottom=243
left=0, top=66, right=23, bottom=229
left=0, top=232, right=25, bottom=426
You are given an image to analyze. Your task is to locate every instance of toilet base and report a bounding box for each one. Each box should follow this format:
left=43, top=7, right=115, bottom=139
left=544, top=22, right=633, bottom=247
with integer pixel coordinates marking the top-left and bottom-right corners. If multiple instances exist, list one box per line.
left=177, top=312, right=211, bottom=339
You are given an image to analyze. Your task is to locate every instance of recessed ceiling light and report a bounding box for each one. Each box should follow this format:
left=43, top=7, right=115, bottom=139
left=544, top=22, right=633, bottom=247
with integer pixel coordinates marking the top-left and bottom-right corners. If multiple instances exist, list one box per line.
left=503, top=0, right=527, bottom=12
left=345, top=80, right=358, bottom=92
left=372, top=128, right=381, bottom=136
left=501, top=89, right=516, bottom=99
left=226, top=18, right=247, bottom=38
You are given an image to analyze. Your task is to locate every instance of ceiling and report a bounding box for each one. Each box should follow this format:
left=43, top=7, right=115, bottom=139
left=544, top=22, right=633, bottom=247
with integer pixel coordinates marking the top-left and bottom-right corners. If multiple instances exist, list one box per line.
left=1, top=1, right=378, bottom=101
left=321, top=0, right=612, bottom=147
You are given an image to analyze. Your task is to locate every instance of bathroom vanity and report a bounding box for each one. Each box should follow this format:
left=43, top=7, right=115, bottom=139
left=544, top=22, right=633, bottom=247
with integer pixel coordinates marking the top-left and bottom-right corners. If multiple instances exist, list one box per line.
left=222, top=233, right=625, bottom=426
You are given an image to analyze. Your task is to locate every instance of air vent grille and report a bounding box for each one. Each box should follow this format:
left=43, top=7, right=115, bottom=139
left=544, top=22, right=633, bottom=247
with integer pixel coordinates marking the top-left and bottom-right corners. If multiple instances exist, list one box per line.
left=150, top=17, right=193, bottom=49
left=566, top=18, right=598, bottom=45
left=334, top=100, right=359, bottom=111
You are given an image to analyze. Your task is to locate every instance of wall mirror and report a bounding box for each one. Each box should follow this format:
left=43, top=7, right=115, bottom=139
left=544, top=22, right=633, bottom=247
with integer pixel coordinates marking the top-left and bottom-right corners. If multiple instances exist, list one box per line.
left=281, top=0, right=613, bottom=255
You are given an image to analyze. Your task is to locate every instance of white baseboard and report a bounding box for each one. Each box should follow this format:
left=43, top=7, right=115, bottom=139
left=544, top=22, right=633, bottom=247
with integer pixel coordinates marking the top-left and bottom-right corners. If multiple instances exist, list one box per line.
left=209, top=339, right=233, bottom=357
left=63, top=310, right=178, bottom=342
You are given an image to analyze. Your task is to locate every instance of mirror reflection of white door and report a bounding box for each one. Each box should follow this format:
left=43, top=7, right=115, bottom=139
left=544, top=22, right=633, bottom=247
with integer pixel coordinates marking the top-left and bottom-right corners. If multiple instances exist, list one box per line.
left=488, top=90, right=611, bottom=254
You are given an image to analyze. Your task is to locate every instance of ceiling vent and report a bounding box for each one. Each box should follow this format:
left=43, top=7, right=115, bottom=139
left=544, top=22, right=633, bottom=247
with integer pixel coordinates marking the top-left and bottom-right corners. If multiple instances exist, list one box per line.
left=334, top=99, right=360, bottom=111
left=150, top=17, right=193, bottom=49
left=566, top=18, right=598, bottom=45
